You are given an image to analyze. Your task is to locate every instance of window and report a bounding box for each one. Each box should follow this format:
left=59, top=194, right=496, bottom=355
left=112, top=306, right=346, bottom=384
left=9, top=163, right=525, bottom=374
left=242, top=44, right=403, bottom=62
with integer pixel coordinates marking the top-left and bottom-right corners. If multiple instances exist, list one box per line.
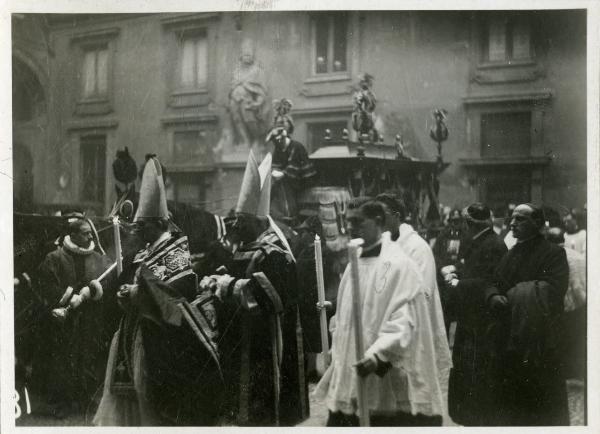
left=173, top=129, right=213, bottom=165
left=168, top=173, right=208, bottom=206
left=480, top=169, right=531, bottom=215
left=313, top=13, right=348, bottom=75
left=80, top=135, right=106, bottom=203
left=481, top=112, right=531, bottom=157
left=483, top=15, right=532, bottom=63
left=81, top=46, right=109, bottom=99
left=178, top=31, right=208, bottom=89
left=307, top=121, right=348, bottom=152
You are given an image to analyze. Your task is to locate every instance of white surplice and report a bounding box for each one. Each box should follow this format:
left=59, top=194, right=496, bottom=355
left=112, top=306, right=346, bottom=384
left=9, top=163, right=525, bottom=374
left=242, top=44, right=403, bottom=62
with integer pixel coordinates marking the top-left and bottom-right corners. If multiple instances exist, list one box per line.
left=396, top=224, right=452, bottom=417
left=314, top=232, right=446, bottom=417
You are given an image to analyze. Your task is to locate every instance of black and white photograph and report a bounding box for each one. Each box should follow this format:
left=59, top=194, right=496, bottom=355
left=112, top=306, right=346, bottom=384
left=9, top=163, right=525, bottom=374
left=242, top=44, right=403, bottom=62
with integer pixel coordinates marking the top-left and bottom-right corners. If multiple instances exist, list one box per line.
left=2, top=0, right=598, bottom=430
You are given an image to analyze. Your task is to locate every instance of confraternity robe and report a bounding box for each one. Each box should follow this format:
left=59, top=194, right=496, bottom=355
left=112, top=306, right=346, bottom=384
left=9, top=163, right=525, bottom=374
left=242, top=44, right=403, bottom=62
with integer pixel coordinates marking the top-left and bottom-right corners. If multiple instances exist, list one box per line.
left=314, top=233, right=446, bottom=419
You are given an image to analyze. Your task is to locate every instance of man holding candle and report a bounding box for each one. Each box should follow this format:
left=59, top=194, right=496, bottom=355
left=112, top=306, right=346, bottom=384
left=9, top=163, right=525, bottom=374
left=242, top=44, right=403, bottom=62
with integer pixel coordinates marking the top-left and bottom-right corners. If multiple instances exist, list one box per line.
left=314, top=199, right=445, bottom=426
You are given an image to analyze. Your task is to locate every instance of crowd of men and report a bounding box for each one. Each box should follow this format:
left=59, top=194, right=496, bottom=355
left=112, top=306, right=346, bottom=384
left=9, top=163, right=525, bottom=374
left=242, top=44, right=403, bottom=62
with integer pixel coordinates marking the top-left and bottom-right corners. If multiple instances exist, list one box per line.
left=20, top=147, right=586, bottom=426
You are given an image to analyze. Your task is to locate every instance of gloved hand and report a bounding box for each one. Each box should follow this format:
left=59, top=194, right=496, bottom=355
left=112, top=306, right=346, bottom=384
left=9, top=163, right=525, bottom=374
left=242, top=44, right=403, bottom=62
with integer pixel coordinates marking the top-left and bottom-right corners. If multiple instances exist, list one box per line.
left=316, top=300, right=333, bottom=312
left=58, top=286, right=74, bottom=307
left=211, top=274, right=236, bottom=300
left=447, top=278, right=459, bottom=288
left=69, top=293, right=84, bottom=309
left=117, top=284, right=138, bottom=299
left=444, top=272, right=458, bottom=284
left=489, top=294, right=509, bottom=311
left=441, top=265, right=457, bottom=277
left=199, top=276, right=218, bottom=292
left=200, top=274, right=236, bottom=299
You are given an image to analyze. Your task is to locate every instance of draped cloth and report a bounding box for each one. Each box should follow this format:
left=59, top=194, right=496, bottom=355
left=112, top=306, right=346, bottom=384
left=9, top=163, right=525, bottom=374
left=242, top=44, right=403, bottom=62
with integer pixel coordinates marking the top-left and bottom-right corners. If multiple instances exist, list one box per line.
left=396, top=224, right=452, bottom=420
left=94, top=232, right=223, bottom=426
left=485, top=234, right=569, bottom=426
left=314, top=233, right=446, bottom=418
left=217, top=227, right=308, bottom=426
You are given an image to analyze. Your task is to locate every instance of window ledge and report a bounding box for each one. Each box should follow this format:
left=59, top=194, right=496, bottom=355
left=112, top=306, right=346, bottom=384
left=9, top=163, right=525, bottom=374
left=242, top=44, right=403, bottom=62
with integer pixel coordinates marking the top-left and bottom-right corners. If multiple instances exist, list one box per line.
left=75, top=99, right=113, bottom=116
left=160, top=113, right=217, bottom=125
left=477, top=59, right=536, bottom=70
left=66, top=118, right=119, bottom=131
left=70, top=27, right=120, bottom=44
left=459, top=156, right=551, bottom=166
left=304, top=74, right=352, bottom=84
left=462, top=89, right=553, bottom=105
left=77, top=97, right=110, bottom=105
left=171, top=88, right=209, bottom=97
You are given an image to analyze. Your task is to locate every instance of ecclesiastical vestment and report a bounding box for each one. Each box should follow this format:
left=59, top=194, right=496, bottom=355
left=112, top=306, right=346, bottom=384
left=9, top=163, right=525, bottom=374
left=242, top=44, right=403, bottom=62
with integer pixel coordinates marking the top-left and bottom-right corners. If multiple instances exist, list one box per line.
left=94, top=232, right=223, bottom=426
left=34, top=236, right=113, bottom=415
left=395, top=224, right=452, bottom=420
left=314, top=232, right=446, bottom=423
left=216, top=226, right=309, bottom=426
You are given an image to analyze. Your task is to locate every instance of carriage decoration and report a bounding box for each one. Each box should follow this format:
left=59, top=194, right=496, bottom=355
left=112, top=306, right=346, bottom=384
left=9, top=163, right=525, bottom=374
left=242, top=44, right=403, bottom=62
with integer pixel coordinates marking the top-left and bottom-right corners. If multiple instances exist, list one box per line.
left=298, top=74, right=449, bottom=251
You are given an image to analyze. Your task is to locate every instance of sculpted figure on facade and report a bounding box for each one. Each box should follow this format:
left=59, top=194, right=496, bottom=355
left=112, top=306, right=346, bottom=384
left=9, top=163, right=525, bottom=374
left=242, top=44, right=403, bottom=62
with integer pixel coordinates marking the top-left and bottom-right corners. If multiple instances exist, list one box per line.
left=218, top=38, right=270, bottom=158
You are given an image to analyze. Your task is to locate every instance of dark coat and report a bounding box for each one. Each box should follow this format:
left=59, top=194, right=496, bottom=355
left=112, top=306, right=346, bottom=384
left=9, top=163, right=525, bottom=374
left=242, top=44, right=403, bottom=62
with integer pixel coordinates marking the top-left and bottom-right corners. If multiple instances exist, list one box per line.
left=485, top=235, right=569, bottom=426
left=34, top=246, right=112, bottom=409
left=448, top=227, right=507, bottom=426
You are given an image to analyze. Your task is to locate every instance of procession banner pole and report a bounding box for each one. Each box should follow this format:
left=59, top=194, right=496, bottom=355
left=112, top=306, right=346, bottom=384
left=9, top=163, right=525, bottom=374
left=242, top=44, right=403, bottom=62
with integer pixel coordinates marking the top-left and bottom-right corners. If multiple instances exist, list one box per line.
left=314, top=234, right=331, bottom=368
left=112, top=216, right=123, bottom=275
left=347, top=238, right=369, bottom=427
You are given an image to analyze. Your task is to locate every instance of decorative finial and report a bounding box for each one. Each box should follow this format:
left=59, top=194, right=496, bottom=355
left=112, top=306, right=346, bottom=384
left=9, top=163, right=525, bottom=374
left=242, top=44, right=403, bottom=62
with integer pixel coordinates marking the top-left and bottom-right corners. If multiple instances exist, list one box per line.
left=395, top=134, right=405, bottom=159
left=324, top=128, right=331, bottom=141
left=429, top=108, right=448, bottom=162
left=342, top=128, right=349, bottom=141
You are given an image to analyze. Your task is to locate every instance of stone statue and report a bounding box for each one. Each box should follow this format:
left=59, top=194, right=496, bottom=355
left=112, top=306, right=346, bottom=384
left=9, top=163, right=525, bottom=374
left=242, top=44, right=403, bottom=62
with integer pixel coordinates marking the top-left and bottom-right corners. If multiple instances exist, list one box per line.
left=228, top=39, right=270, bottom=149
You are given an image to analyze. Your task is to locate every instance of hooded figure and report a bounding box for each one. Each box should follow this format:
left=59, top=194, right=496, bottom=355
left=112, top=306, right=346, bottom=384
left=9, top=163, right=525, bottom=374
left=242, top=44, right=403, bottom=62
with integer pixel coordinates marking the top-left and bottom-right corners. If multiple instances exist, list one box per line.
left=94, top=157, right=223, bottom=426
left=199, top=145, right=308, bottom=426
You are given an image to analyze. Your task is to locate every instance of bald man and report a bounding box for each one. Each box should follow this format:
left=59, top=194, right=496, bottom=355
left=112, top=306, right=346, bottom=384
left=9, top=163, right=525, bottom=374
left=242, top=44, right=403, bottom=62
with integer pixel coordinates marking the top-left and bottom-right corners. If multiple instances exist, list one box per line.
left=484, top=204, right=569, bottom=426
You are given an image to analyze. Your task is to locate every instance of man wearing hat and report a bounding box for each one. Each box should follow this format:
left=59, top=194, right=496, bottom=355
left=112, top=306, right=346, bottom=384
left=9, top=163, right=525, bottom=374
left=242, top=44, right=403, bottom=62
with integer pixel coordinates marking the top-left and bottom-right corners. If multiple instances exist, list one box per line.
left=268, top=98, right=316, bottom=225
left=34, top=216, right=114, bottom=418
left=441, top=203, right=507, bottom=426
left=94, top=157, right=222, bottom=426
left=484, top=203, right=569, bottom=425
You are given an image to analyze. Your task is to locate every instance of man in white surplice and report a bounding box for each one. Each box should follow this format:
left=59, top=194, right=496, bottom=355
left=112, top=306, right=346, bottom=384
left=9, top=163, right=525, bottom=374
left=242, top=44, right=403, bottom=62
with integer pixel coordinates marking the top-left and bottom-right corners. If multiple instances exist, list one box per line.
left=376, top=193, right=452, bottom=421
left=314, top=199, right=445, bottom=426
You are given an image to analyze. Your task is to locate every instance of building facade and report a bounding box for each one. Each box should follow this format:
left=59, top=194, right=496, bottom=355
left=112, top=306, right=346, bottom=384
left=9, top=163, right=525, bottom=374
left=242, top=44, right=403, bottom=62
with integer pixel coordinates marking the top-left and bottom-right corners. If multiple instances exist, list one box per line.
left=12, top=10, right=587, bottom=217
